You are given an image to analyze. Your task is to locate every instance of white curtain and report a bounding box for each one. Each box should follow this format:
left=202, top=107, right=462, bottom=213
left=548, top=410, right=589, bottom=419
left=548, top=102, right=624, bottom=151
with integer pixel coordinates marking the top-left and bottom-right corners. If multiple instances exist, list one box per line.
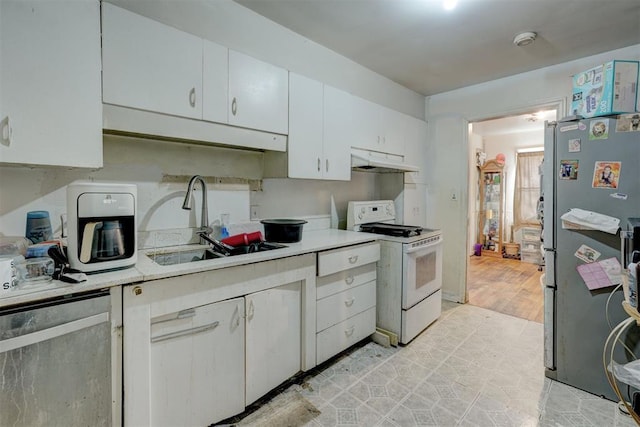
left=513, top=151, right=543, bottom=227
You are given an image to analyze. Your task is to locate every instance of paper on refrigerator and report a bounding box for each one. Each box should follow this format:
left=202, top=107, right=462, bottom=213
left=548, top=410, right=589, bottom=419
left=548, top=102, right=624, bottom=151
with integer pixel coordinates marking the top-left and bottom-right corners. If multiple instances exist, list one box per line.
left=560, top=208, right=620, bottom=234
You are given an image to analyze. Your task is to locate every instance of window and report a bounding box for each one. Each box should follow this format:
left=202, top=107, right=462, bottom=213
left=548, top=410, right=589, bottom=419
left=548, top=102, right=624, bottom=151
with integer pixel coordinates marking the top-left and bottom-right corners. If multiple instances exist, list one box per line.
left=513, top=150, right=543, bottom=226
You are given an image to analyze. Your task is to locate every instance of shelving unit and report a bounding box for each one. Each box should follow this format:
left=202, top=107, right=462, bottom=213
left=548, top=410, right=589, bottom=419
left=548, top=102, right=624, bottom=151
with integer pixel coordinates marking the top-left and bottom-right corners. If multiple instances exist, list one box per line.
left=477, top=160, right=505, bottom=257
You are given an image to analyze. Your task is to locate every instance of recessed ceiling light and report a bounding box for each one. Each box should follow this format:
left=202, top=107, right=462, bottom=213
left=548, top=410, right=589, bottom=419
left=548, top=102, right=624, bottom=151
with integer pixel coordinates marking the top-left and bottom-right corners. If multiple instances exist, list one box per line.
left=513, top=31, right=537, bottom=47
left=443, top=0, right=457, bottom=11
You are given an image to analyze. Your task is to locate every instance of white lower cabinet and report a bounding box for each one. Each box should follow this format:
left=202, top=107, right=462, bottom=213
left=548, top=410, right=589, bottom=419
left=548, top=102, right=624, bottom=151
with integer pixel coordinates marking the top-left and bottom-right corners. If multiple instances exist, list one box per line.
left=246, top=281, right=301, bottom=405
left=123, top=254, right=316, bottom=426
left=316, top=243, right=380, bottom=364
left=149, top=298, right=245, bottom=427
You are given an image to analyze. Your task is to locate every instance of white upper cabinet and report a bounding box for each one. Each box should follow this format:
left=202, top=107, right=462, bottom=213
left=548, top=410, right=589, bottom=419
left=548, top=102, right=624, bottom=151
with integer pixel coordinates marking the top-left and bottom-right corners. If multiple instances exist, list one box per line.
left=0, top=0, right=102, bottom=168
left=228, top=51, right=288, bottom=135
left=322, top=85, right=353, bottom=181
left=202, top=40, right=229, bottom=124
left=287, top=74, right=351, bottom=181
left=404, top=115, right=428, bottom=184
left=102, top=3, right=203, bottom=120
left=352, top=96, right=405, bottom=156
left=288, top=73, right=324, bottom=179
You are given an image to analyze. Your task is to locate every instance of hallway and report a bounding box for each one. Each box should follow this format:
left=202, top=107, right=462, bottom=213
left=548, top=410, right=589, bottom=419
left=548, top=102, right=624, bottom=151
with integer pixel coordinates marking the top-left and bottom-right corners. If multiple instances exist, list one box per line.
left=467, top=255, right=543, bottom=323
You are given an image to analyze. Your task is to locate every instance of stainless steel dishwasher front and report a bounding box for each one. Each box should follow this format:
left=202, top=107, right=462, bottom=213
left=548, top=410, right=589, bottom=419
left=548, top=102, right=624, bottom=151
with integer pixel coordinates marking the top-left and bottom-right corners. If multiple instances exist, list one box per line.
left=0, top=289, right=114, bottom=426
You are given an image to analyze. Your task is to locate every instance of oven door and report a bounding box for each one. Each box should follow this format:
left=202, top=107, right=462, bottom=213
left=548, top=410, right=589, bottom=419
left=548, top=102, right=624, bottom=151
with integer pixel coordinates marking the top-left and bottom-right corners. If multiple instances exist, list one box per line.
left=402, top=236, right=443, bottom=309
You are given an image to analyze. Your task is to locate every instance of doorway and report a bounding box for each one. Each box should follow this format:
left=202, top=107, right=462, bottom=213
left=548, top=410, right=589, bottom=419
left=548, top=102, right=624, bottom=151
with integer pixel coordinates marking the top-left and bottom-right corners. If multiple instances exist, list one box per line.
left=465, top=109, right=556, bottom=322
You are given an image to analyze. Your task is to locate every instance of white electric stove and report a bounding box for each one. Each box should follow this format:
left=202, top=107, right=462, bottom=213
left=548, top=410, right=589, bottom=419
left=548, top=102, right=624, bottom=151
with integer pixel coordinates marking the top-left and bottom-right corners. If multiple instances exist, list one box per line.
left=347, top=200, right=443, bottom=344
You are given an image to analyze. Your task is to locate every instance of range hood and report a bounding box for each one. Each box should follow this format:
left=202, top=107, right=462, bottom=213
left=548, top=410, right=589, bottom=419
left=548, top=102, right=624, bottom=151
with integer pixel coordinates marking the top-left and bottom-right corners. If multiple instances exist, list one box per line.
left=351, top=147, right=419, bottom=173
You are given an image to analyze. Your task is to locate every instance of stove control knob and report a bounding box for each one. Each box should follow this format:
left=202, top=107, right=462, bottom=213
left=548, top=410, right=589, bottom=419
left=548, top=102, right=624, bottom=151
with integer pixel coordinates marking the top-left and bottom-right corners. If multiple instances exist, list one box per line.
left=385, top=204, right=393, bottom=215
left=358, top=212, right=363, bottom=219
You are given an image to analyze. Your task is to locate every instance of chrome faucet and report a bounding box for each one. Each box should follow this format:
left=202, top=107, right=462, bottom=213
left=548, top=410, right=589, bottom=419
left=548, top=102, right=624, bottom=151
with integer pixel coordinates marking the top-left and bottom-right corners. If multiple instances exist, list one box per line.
left=182, top=175, right=212, bottom=243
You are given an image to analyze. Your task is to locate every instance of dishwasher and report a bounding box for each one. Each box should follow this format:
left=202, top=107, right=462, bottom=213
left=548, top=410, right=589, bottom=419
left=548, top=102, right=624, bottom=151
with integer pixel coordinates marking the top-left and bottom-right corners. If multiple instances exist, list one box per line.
left=0, top=289, right=117, bottom=426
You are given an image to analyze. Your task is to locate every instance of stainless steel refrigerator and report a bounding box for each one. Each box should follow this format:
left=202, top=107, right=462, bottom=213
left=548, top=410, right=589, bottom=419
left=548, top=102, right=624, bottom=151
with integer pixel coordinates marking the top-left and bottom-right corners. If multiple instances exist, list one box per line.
left=543, top=115, right=640, bottom=400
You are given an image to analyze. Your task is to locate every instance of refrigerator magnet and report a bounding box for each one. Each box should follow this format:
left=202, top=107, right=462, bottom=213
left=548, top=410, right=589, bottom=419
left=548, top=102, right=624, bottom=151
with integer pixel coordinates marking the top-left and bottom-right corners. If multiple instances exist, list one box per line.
left=592, top=161, right=620, bottom=189
left=559, top=160, right=578, bottom=180
left=615, top=114, right=640, bottom=132
left=589, top=119, right=610, bottom=140
left=575, top=244, right=601, bottom=262
left=568, top=138, right=581, bottom=152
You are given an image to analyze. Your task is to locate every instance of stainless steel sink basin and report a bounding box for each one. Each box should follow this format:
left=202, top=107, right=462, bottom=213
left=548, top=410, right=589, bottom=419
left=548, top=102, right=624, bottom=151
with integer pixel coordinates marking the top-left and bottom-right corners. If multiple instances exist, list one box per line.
left=147, top=241, right=288, bottom=266
left=148, top=248, right=224, bottom=266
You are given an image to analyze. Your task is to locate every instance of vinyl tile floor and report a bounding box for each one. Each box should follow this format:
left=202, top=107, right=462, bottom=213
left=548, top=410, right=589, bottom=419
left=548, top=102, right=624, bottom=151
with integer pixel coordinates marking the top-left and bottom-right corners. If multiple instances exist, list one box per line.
left=274, top=301, right=636, bottom=426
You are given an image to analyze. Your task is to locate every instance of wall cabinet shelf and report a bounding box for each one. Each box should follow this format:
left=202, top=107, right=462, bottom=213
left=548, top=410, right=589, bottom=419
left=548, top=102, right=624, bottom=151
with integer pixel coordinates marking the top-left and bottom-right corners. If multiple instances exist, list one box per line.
left=478, top=159, right=505, bottom=256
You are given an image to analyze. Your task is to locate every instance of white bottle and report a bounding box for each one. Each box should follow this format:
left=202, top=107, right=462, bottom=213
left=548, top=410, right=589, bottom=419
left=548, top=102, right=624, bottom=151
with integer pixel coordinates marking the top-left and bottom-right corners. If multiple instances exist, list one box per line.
left=628, top=263, right=637, bottom=308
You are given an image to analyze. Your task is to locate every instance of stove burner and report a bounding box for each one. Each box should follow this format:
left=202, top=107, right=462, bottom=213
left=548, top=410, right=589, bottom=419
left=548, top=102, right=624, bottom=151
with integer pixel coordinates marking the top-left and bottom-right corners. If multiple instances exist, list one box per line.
left=359, top=222, right=423, bottom=238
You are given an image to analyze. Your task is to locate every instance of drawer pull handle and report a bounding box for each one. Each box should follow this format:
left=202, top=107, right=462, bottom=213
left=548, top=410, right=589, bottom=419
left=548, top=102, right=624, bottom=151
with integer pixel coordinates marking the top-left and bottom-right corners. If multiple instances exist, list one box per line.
left=317, top=157, right=321, bottom=172
left=345, top=276, right=354, bottom=285
left=348, top=255, right=358, bottom=264
left=344, top=326, right=355, bottom=337
left=151, top=321, right=219, bottom=343
left=344, top=298, right=355, bottom=307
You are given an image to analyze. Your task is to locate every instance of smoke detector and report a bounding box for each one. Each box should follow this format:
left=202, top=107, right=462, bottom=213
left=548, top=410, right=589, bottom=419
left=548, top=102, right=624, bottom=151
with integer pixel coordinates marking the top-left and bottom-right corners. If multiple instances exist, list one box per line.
left=513, top=31, right=537, bottom=47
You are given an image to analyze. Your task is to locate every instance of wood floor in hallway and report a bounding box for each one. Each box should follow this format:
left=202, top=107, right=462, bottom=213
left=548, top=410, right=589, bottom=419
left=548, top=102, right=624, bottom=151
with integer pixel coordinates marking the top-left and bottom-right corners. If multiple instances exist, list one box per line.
left=467, top=254, right=544, bottom=323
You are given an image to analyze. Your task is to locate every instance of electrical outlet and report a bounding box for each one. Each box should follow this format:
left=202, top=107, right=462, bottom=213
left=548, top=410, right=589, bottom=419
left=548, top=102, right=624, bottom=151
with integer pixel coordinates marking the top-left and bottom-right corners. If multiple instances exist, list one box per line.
left=250, top=205, right=260, bottom=220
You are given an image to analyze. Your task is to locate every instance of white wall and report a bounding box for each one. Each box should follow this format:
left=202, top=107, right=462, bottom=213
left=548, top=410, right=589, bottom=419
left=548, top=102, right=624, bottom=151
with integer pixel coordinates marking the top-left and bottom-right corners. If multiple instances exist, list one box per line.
left=425, top=44, right=640, bottom=302
left=484, top=129, right=545, bottom=242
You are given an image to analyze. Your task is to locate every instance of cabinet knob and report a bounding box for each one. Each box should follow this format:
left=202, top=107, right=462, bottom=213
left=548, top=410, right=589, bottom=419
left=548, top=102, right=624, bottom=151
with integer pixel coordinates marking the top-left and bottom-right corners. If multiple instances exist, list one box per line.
left=189, top=87, right=196, bottom=108
left=231, top=97, right=238, bottom=116
left=345, top=276, right=354, bottom=285
left=133, top=286, right=142, bottom=296
left=317, top=157, right=321, bottom=172
left=325, top=159, right=329, bottom=172
left=348, top=255, right=358, bottom=264
left=344, top=326, right=355, bottom=337
left=344, top=298, right=355, bottom=307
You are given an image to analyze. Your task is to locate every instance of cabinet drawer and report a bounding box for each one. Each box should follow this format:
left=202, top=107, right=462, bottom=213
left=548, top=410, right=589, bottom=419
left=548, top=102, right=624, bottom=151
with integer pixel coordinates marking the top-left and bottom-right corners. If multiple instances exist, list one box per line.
left=316, top=263, right=376, bottom=300
left=316, top=307, right=376, bottom=365
left=521, top=227, right=541, bottom=241
left=317, top=242, right=380, bottom=277
left=317, top=281, right=376, bottom=332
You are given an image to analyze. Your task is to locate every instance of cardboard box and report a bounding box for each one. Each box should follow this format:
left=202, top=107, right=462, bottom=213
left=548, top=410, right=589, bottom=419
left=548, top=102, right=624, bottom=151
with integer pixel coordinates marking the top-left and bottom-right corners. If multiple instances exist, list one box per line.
left=571, top=60, right=639, bottom=118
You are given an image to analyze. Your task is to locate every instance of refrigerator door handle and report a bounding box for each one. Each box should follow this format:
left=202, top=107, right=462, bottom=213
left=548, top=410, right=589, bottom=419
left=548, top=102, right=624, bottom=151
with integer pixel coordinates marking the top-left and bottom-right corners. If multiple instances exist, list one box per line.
left=544, top=249, right=556, bottom=288
left=544, top=286, right=556, bottom=370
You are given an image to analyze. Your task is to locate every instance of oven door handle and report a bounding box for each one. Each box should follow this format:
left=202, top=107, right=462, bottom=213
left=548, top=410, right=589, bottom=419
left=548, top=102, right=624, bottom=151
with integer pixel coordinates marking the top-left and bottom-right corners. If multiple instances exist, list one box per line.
left=404, top=239, right=443, bottom=254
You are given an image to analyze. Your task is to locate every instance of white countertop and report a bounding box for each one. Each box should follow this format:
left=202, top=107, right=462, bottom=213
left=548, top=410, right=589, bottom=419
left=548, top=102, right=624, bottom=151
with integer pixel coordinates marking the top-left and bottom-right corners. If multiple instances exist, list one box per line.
left=0, top=229, right=378, bottom=309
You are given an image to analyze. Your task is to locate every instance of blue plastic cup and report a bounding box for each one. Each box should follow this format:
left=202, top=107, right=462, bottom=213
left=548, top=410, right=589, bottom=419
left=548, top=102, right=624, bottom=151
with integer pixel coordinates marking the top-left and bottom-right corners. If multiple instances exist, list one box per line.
left=26, top=211, right=53, bottom=244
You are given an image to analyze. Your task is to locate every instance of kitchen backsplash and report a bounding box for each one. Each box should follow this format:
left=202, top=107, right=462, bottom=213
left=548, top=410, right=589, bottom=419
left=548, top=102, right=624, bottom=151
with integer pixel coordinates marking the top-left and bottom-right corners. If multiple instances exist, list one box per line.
left=0, top=135, right=400, bottom=243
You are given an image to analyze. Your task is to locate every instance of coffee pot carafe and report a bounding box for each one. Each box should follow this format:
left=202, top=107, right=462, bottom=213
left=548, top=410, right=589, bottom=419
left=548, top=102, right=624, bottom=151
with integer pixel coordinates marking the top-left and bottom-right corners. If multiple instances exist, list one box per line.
left=67, top=182, right=137, bottom=273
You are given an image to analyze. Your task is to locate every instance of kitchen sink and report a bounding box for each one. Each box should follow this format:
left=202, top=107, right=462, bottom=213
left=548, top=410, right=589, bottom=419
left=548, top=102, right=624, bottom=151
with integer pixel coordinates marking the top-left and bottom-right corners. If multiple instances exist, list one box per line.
left=148, top=248, right=224, bottom=266
left=148, top=241, right=288, bottom=266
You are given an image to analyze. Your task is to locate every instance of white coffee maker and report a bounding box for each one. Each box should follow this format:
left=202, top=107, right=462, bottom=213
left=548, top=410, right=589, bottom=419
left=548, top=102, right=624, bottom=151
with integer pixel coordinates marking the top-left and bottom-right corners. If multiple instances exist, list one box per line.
left=67, top=182, right=137, bottom=273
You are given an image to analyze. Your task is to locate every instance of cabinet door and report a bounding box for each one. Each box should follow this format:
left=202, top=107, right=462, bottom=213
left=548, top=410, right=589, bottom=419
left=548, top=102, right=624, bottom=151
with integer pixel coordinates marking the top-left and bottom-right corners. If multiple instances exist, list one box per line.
left=101, top=3, right=203, bottom=120
left=380, top=106, right=406, bottom=156
left=228, top=50, right=288, bottom=134
left=202, top=39, right=229, bottom=124
left=0, top=0, right=102, bottom=168
left=404, top=115, right=428, bottom=184
left=149, top=298, right=245, bottom=427
left=246, top=281, right=301, bottom=405
left=323, top=85, right=352, bottom=181
left=288, top=73, right=323, bottom=179
left=351, top=96, right=379, bottom=151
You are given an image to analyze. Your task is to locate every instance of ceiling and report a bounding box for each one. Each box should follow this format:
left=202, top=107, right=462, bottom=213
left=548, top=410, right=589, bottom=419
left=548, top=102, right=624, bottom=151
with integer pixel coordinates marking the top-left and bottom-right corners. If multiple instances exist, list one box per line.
left=233, top=0, right=640, bottom=97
